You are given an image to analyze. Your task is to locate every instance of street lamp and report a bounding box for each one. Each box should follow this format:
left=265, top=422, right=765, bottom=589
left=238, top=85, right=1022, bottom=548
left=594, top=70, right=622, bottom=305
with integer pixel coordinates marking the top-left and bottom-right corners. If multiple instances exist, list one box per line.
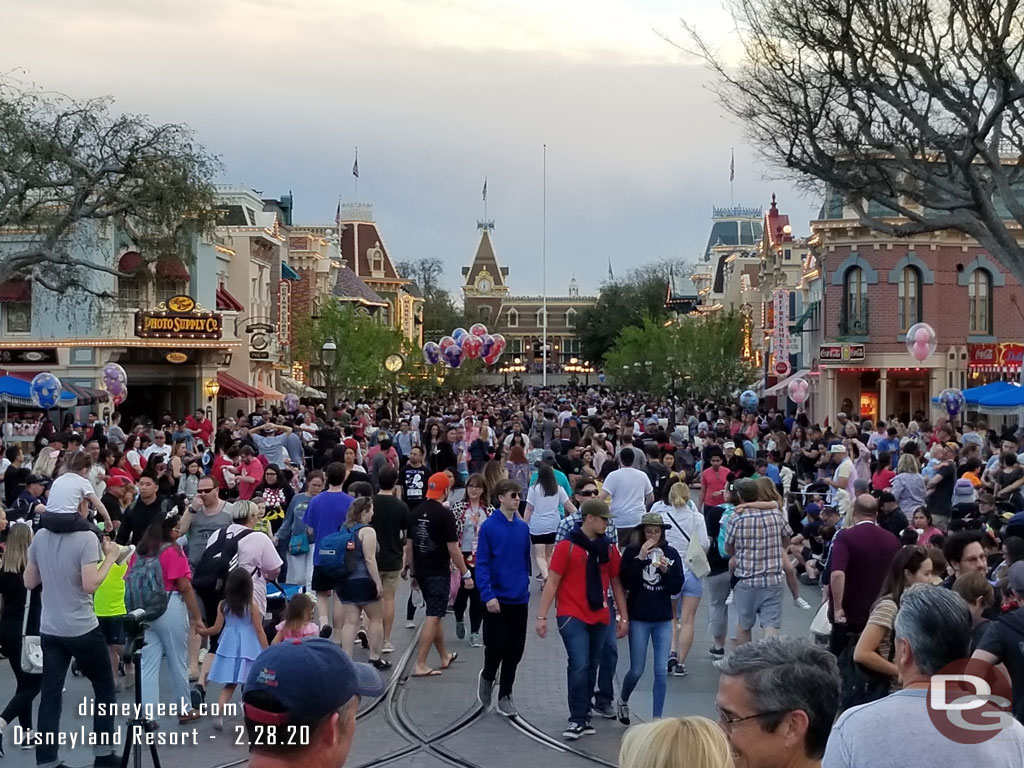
left=384, top=353, right=405, bottom=422
left=321, top=339, right=337, bottom=409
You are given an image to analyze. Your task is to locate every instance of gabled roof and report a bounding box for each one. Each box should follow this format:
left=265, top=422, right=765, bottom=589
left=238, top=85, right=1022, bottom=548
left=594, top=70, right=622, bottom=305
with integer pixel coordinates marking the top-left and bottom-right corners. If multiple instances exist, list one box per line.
left=462, top=230, right=509, bottom=288
left=402, top=282, right=423, bottom=299
left=764, top=194, right=794, bottom=248
left=334, top=265, right=387, bottom=307
left=340, top=221, right=403, bottom=281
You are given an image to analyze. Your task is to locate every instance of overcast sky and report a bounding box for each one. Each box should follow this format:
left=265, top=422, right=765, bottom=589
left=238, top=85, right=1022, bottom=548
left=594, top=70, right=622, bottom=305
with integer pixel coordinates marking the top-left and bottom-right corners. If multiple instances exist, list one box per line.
left=4, top=0, right=820, bottom=297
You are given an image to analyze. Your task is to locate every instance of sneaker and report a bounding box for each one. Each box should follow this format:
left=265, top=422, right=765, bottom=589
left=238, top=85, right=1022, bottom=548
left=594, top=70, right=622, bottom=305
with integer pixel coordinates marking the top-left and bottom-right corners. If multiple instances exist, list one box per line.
left=405, top=620, right=416, bottom=629
left=581, top=721, right=596, bottom=736
left=477, top=671, right=494, bottom=709
left=708, top=646, right=726, bottom=659
left=563, top=723, right=585, bottom=740
left=381, top=641, right=395, bottom=654
left=794, top=596, right=812, bottom=610
left=455, top=621, right=467, bottom=640
left=370, top=657, right=392, bottom=670
left=725, top=589, right=734, bottom=606
left=591, top=702, right=615, bottom=719
left=319, top=624, right=333, bottom=639
left=667, top=652, right=678, bottom=674
left=357, top=629, right=369, bottom=649
left=673, top=663, right=688, bottom=677
left=616, top=699, right=630, bottom=726
left=116, top=545, right=135, bottom=565
left=469, top=632, right=482, bottom=647
left=198, top=647, right=208, bottom=665
left=496, top=696, right=518, bottom=717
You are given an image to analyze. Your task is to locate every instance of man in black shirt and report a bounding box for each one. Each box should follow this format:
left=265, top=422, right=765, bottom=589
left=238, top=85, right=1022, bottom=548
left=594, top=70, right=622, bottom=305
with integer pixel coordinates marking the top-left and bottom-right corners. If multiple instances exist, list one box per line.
left=927, top=442, right=958, bottom=525
left=555, top=444, right=584, bottom=480
left=116, top=473, right=166, bottom=546
left=372, top=466, right=411, bottom=653
left=4, top=445, right=27, bottom=508
left=405, top=472, right=471, bottom=677
left=399, top=446, right=429, bottom=509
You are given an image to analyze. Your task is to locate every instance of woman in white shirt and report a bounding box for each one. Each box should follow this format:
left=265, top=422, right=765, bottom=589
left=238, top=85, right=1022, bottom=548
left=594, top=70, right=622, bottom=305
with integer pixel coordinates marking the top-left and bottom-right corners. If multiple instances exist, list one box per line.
left=523, top=464, right=577, bottom=582
left=651, top=480, right=708, bottom=676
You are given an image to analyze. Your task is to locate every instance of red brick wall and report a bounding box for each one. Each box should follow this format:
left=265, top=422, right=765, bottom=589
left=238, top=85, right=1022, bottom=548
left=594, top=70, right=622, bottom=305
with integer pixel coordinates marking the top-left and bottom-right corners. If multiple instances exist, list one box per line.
left=823, top=244, right=1024, bottom=351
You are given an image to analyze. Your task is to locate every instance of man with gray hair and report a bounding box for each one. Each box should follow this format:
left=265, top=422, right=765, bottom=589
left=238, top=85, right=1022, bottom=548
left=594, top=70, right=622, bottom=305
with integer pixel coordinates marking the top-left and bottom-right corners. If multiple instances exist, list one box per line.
left=823, top=585, right=1024, bottom=767
left=715, top=637, right=839, bottom=768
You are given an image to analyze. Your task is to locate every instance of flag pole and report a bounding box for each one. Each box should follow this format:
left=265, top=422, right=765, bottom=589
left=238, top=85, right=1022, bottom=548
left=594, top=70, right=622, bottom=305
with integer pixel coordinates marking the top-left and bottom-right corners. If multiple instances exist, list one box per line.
left=354, top=146, right=359, bottom=201
left=542, top=144, right=548, bottom=388
left=483, top=176, right=488, bottom=223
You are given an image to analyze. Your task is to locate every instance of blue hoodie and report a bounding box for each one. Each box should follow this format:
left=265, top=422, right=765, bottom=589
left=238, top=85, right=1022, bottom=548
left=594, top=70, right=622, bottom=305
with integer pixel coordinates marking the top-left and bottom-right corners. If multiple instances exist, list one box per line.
left=475, top=510, right=531, bottom=605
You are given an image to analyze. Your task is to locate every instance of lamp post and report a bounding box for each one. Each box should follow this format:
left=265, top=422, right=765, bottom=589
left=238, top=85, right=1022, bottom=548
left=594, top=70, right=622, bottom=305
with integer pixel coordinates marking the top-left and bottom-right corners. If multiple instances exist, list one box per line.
left=666, top=355, right=676, bottom=398
left=205, top=378, right=221, bottom=426
left=321, top=339, right=337, bottom=412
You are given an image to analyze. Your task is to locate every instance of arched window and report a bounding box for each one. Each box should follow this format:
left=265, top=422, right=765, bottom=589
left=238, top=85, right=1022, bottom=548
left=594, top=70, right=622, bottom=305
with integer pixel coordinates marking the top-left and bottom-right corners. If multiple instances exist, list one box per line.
left=842, top=266, right=867, bottom=334
left=478, top=305, right=491, bottom=321
left=506, top=308, right=518, bottom=327
left=969, top=269, right=991, bottom=334
left=897, top=266, right=921, bottom=332
left=566, top=307, right=577, bottom=327
left=537, top=308, right=547, bottom=328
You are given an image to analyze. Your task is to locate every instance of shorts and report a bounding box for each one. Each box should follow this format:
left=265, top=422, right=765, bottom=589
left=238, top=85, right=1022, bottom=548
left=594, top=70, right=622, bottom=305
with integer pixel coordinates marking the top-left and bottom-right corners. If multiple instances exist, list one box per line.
left=335, top=577, right=380, bottom=605
left=733, top=583, right=784, bottom=631
left=311, top=565, right=336, bottom=593
left=530, top=532, right=556, bottom=545
left=97, top=616, right=126, bottom=646
left=379, top=569, right=402, bottom=594
left=680, top=573, right=703, bottom=599
left=419, top=573, right=451, bottom=619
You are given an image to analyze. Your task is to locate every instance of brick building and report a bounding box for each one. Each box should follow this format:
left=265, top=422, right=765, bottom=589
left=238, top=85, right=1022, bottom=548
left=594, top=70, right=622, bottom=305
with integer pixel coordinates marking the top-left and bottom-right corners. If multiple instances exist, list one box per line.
left=814, top=192, right=1023, bottom=424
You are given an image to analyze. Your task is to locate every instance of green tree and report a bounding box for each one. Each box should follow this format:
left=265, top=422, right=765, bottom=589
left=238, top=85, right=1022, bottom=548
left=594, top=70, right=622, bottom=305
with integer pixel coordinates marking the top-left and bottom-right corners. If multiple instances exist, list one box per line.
left=396, top=257, right=471, bottom=342
left=294, top=300, right=406, bottom=398
left=0, top=77, right=219, bottom=295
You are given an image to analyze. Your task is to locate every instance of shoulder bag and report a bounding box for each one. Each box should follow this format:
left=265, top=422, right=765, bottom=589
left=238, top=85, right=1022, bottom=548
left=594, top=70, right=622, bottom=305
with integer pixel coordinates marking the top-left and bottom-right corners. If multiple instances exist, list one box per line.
left=21, top=588, right=42, bottom=675
left=663, top=507, right=711, bottom=578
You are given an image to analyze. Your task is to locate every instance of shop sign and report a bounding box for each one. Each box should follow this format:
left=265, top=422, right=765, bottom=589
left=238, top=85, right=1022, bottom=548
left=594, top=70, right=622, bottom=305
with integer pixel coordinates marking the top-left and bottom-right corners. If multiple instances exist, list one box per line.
left=0, top=347, right=59, bottom=365
left=969, top=343, right=1024, bottom=369
left=135, top=296, right=222, bottom=340
left=819, top=343, right=865, bottom=362
left=165, top=352, right=188, bottom=364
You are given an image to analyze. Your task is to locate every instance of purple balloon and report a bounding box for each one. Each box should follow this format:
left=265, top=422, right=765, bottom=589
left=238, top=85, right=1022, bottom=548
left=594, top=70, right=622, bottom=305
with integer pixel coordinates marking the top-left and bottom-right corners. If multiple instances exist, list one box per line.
left=443, top=343, right=463, bottom=368
left=480, top=333, right=495, bottom=358
left=422, top=342, right=441, bottom=365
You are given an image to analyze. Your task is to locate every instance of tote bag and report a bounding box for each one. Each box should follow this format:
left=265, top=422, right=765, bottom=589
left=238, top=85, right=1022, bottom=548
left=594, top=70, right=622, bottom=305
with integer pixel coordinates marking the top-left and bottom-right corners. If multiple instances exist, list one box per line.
left=21, top=590, right=42, bottom=675
left=663, top=507, right=711, bottom=579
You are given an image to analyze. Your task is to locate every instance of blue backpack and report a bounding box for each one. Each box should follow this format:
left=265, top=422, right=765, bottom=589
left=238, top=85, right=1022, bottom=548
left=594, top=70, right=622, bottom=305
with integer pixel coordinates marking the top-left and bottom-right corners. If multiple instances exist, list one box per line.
left=319, top=523, right=367, bottom=577
left=124, top=544, right=173, bottom=621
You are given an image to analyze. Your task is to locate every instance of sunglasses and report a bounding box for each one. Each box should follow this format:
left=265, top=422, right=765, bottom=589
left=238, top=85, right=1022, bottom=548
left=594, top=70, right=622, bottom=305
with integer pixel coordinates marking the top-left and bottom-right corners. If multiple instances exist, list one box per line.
left=505, top=492, right=521, bottom=498
left=577, top=490, right=598, bottom=497
left=198, top=487, right=217, bottom=494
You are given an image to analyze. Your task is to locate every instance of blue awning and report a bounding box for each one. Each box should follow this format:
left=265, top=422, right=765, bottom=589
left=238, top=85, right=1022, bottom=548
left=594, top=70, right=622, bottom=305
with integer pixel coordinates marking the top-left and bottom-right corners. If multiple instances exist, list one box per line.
left=931, top=381, right=1024, bottom=412
left=281, top=263, right=300, bottom=281
left=0, top=375, right=77, bottom=408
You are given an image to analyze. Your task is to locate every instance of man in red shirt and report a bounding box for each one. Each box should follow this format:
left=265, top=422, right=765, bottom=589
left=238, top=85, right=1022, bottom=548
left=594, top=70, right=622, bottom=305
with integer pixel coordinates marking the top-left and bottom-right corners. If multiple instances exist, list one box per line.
left=699, top=451, right=730, bottom=510
left=536, top=499, right=628, bottom=740
left=185, top=408, right=213, bottom=447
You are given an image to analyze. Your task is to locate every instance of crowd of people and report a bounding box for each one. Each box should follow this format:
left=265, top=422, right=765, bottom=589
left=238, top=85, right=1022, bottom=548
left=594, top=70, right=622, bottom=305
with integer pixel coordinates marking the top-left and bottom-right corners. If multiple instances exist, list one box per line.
left=0, top=387, right=1023, bottom=768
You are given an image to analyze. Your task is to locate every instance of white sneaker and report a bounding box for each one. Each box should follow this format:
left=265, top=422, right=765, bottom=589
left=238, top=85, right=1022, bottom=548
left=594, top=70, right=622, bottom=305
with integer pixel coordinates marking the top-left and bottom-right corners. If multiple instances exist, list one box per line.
left=405, top=620, right=416, bottom=629
left=725, top=590, right=734, bottom=606
left=116, top=545, right=135, bottom=565
left=794, top=596, right=811, bottom=610
left=381, top=641, right=395, bottom=654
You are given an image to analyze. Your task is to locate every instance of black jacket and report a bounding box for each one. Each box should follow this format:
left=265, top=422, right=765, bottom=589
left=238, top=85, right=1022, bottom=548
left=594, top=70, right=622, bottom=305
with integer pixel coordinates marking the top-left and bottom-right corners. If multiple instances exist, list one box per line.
left=620, top=543, right=685, bottom=623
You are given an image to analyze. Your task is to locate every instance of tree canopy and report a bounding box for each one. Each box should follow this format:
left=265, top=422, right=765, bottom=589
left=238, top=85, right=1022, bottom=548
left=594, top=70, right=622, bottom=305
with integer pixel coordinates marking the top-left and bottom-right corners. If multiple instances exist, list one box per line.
left=685, top=0, right=1024, bottom=282
left=0, top=78, right=219, bottom=294
left=396, top=257, right=471, bottom=342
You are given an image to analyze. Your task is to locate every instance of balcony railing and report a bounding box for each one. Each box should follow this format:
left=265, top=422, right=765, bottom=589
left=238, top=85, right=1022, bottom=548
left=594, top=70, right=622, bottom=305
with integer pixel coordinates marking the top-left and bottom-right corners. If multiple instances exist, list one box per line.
left=839, top=297, right=869, bottom=336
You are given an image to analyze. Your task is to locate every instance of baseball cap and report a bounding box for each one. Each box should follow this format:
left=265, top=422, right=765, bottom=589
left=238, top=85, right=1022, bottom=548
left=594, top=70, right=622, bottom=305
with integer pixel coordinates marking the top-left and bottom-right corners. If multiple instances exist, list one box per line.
left=244, top=638, right=384, bottom=726
left=645, top=417, right=659, bottom=427
left=105, top=474, right=132, bottom=488
left=426, top=472, right=451, bottom=500
left=25, top=474, right=46, bottom=486
left=579, top=499, right=612, bottom=520
left=698, top=421, right=709, bottom=431
left=535, top=449, right=556, bottom=468
left=830, top=443, right=847, bottom=453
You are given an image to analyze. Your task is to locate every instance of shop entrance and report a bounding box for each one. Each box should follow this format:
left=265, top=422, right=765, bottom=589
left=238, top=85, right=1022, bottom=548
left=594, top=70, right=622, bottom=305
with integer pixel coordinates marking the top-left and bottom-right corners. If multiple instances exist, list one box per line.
left=118, top=381, right=196, bottom=426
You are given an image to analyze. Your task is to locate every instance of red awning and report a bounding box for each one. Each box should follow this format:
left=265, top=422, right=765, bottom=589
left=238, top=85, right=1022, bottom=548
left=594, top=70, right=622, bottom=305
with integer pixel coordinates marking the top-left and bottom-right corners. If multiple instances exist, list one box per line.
left=0, top=281, right=30, bottom=303
left=118, top=251, right=144, bottom=274
left=216, top=371, right=262, bottom=399
left=216, top=285, right=244, bottom=312
left=155, top=257, right=190, bottom=281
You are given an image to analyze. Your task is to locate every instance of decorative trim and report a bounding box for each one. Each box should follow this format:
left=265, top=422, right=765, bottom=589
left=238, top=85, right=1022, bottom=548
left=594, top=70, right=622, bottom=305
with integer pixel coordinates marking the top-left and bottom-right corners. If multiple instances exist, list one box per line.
left=957, top=254, right=1006, bottom=287
left=966, top=335, right=997, bottom=343
left=886, top=252, right=935, bottom=284
left=830, top=253, right=878, bottom=285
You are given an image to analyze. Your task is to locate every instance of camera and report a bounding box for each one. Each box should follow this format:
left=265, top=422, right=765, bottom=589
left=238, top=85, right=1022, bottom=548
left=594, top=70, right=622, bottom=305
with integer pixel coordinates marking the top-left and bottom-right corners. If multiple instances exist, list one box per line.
left=123, top=608, right=150, bottom=659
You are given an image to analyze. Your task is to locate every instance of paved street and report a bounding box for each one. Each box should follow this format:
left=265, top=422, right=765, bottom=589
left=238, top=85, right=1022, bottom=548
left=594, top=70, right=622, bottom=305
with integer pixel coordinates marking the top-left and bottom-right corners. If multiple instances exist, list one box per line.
left=0, top=579, right=819, bottom=768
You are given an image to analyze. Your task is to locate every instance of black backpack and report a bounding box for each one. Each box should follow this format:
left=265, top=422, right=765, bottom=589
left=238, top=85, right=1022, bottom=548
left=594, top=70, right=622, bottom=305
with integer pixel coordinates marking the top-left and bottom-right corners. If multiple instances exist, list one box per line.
left=192, top=528, right=255, bottom=593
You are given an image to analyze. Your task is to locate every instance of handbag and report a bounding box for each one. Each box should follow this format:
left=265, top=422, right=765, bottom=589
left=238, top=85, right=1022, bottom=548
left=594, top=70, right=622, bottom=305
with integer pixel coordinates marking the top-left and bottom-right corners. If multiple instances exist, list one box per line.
left=664, top=508, right=711, bottom=578
left=21, top=588, right=42, bottom=675
left=810, top=601, right=832, bottom=638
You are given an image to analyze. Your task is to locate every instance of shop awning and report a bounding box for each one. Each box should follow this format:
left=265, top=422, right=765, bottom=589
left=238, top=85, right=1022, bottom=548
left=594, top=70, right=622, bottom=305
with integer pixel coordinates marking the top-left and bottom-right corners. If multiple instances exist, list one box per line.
left=257, top=381, right=285, bottom=401
left=216, top=285, right=244, bottom=312
left=0, top=281, right=31, bottom=303
left=155, top=257, right=190, bottom=281
left=280, top=375, right=326, bottom=399
left=118, top=251, right=144, bottom=274
left=216, top=371, right=262, bottom=399
left=62, top=382, right=110, bottom=406
left=0, top=374, right=77, bottom=407
left=281, top=263, right=300, bottom=281
left=764, top=369, right=812, bottom=397
left=792, top=302, right=819, bottom=333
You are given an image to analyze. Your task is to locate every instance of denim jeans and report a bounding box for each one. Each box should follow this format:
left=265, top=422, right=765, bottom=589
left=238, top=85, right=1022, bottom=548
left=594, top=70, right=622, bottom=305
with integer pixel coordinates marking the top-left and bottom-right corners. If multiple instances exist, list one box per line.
left=594, top=599, right=618, bottom=708
left=557, top=616, right=606, bottom=726
left=620, top=619, right=673, bottom=717
left=142, top=592, right=192, bottom=715
left=37, top=627, right=117, bottom=768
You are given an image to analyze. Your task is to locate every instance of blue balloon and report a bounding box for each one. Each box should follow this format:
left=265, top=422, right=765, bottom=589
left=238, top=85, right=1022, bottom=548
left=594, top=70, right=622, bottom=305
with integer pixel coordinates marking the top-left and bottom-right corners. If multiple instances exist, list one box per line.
left=443, top=343, right=463, bottom=368
left=598, top=373, right=606, bottom=383
left=31, top=372, right=63, bottom=410
left=739, top=389, right=759, bottom=414
left=422, top=342, right=441, bottom=365
left=939, top=388, right=965, bottom=418
left=452, top=328, right=468, bottom=345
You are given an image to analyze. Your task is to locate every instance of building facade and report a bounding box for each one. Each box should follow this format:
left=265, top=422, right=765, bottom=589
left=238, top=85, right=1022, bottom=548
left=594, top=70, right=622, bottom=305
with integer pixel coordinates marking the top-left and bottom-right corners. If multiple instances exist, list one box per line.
left=461, top=225, right=597, bottom=367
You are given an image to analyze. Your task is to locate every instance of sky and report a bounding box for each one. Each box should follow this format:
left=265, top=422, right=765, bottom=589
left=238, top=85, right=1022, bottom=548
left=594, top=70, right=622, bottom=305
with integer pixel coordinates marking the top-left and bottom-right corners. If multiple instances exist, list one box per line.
left=2, top=0, right=820, bottom=298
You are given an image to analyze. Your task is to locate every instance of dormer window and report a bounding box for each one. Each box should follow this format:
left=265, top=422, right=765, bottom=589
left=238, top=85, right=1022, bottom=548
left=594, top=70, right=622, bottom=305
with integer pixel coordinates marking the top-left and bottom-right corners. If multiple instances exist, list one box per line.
left=369, top=244, right=385, bottom=276
left=507, top=308, right=519, bottom=327
left=566, top=308, right=577, bottom=327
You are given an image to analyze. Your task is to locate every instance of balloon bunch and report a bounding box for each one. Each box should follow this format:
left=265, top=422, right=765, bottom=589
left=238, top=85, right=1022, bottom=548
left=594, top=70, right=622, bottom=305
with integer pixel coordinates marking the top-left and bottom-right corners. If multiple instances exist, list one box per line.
left=101, top=363, right=128, bottom=406
left=30, top=372, right=63, bottom=410
left=422, top=323, right=506, bottom=369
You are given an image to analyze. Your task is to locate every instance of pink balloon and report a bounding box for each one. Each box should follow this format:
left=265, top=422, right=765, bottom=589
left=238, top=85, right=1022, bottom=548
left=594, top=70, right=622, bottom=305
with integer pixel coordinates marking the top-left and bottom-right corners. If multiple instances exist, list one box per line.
left=461, top=335, right=483, bottom=359
left=912, top=340, right=930, bottom=362
left=787, top=378, right=809, bottom=404
left=914, top=327, right=930, bottom=343
left=470, top=323, right=488, bottom=337
left=438, top=335, right=456, bottom=351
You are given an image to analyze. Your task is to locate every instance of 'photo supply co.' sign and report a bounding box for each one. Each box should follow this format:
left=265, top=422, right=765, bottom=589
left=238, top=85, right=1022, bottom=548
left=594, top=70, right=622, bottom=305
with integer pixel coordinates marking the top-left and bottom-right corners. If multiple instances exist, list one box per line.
left=135, top=295, right=223, bottom=340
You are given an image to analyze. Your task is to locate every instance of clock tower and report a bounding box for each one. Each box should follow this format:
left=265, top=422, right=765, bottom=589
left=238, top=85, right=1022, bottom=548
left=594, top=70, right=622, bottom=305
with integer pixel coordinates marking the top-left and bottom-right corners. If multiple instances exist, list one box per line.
left=462, top=222, right=509, bottom=328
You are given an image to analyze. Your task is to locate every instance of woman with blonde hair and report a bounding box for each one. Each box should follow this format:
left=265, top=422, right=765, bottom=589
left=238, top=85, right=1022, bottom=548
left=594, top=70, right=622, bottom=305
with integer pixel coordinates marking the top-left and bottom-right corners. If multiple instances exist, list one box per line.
left=891, top=453, right=927, bottom=519
left=619, top=716, right=731, bottom=768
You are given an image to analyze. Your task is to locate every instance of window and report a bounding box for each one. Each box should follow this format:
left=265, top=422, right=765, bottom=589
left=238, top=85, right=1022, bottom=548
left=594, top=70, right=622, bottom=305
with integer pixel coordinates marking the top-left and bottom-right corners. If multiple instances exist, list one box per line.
left=369, top=246, right=385, bottom=276
left=478, top=305, right=491, bottom=321
left=537, top=308, right=547, bottom=327
left=380, top=301, right=391, bottom=326
left=969, top=269, right=991, bottom=334
left=507, top=308, right=518, bottom=327
left=156, top=280, right=187, bottom=305
left=784, top=249, right=792, bottom=260
left=5, top=302, right=30, bottom=334
left=843, top=266, right=867, bottom=334
left=566, top=308, right=577, bottom=327
left=117, top=277, right=141, bottom=309
left=897, top=266, right=921, bottom=331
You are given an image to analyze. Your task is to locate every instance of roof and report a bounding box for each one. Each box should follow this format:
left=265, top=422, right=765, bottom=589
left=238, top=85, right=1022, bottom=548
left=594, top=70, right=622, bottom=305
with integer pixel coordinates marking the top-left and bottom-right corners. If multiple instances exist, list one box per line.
left=463, top=230, right=509, bottom=289
left=340, top=222, right=402, bottom=280
left=703, top=209, right=763, bottom=262
left=334, top=265, right=388, bottom=307
left=216, top=205, right=250, bottom=226
left=403, top=282, right=423, bottom=299
left=666, top=268, right=699, bottom=305
left=764, top=194, right=794, bottom=248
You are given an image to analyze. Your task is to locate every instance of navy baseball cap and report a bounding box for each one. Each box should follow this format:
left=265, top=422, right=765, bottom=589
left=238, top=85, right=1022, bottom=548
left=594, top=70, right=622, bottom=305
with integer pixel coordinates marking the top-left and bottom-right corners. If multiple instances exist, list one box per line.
left=243, top=638, right=385, bottom=725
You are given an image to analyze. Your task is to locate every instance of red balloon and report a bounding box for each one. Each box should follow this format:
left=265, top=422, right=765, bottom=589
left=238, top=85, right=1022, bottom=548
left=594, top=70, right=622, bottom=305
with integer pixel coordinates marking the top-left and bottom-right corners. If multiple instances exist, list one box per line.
left=438, top=335, right=456, bottom=350
left=461, top=335, right=483, bottom=359
left=470, top=323, right=488, bottom=337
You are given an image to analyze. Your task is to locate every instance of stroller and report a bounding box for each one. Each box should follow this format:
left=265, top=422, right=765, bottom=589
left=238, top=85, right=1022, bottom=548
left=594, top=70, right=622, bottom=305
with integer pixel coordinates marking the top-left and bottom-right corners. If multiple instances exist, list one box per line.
left=263, top=582, right=307, bottom=644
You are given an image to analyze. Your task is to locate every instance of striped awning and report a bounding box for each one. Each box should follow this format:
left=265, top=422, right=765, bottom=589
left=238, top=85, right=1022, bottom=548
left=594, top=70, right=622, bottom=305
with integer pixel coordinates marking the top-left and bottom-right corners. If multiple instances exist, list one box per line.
left=216, top=371, right=262, bottom=399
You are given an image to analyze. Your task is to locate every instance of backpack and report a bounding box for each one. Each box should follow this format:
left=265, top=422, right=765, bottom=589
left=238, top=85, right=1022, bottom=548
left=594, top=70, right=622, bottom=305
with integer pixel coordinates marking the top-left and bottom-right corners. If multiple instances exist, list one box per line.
left=192, top=528, right=255, bottom=593
left=124, top=544, right=173, bottom=621
left=319, top=523, right=367, bottom=577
